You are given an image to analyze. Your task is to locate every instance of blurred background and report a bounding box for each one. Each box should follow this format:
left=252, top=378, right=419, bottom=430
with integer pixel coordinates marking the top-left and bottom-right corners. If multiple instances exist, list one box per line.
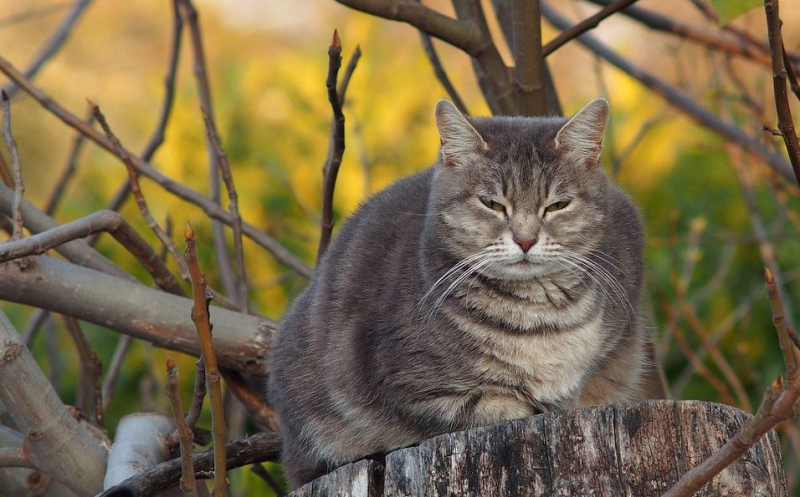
left=0, top=0, right=798, bottom=494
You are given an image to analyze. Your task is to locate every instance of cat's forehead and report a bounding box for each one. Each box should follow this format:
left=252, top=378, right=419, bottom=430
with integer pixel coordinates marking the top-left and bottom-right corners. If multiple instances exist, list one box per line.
left=469, top=115, right=568, bottom=153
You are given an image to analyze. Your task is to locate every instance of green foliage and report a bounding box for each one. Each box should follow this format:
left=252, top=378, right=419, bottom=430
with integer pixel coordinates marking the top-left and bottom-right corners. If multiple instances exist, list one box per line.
left=710, top=0, right=764, bottom=25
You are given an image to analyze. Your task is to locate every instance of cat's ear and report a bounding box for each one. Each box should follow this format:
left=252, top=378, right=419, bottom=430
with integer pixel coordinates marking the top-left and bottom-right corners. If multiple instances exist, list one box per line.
left=435, top=99, right=487, bottom=167
left=554, top=98, right=609, bottom=166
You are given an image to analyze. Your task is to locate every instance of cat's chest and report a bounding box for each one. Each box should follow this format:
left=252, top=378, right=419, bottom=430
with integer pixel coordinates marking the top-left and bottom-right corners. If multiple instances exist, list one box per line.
left=449, top=302, right=608, bottom=423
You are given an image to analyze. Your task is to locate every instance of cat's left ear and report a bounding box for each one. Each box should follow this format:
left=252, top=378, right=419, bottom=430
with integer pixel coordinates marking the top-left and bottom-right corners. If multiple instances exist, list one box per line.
left=554, top=98, right=609, bottom=166
left=435, top=99, right=488, bottom=168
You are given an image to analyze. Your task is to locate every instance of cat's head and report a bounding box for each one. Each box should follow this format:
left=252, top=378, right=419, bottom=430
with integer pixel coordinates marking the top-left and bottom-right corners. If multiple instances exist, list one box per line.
left=429, top=98, right=611, bottom=281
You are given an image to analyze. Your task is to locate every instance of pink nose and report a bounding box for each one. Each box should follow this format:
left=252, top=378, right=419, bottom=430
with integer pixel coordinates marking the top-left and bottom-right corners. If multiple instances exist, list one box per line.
left=515, top=238, right=536, bottom=252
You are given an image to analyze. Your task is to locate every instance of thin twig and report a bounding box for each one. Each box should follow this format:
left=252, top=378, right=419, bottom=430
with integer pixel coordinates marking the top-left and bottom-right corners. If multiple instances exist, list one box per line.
left=178, top=0, right=239, bottom=302
left=783, top=42, right=800, bottom=102
left=0, top=53, right=313, bottom=277
left=585, top=0, right=780, bottom=68
left=201, top=107, right=249, bottom=313
left=91, top=351, right=103, bottom=427
left=96, top=0, right=184, bottom=219
left=417, top=32, right=469, bottom=114
left=251, top=463, right=286, bottom=497
left=543, top=0, right=640, bottom=56
left=1, top=91, right=24, bottom=242
left=102, top=335, right=132, bottom=410
left=1, top=0, right=93, bottom=99
left=337, top=45, right=362, bottom=106
left=45, top=109, right=94, bottom=215
left=62, top=316, right=97, bottom=419
left=166, top=357, right=199, bottom=497
left=0, top=1, right=73, bottom=28
left=92, top=103, right=190, bottom=295
left=663, top=271, right=800, bottom=496
left=0, top=150, right=12, bottom=187
left=764, top=0, right=800, bottom=185
left=184, top=358, right=207, bottom=431
left=317, top=30, right=346, bottom=262
left=727, top=140, right=796, bottom=331
left=766, top=268, right=799, bottom=378
left=143, top=0, right=183, bottom=163
left=184, top=224, right=226, bottom=497
left=679, top=301, right=753, bottom=412
left=539, top=2, right=796, bottom=184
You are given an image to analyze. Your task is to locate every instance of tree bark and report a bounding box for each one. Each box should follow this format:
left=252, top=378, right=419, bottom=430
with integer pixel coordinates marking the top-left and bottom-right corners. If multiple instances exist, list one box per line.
left=289, top=400, right=786, bottom=496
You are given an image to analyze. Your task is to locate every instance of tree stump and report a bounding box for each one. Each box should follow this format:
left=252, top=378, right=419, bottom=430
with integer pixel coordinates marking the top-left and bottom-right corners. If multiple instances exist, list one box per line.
left=289, top=400, right=787, bottom=496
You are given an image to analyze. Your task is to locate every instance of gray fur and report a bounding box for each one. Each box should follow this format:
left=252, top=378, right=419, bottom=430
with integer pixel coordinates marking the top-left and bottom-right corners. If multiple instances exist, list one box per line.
left=267, top=99, right=652, bottom=487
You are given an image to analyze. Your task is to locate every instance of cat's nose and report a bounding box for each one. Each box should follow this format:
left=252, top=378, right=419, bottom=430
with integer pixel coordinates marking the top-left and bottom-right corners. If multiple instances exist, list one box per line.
left=514, top=237, right=537, bottom=253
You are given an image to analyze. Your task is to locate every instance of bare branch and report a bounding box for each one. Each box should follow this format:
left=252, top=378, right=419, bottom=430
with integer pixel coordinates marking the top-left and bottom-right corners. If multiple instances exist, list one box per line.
left=45, top=109, right=94, bottom=215
left=513, top=1, right=546, bottom=115
left=165, top=358, right=199, bottom=497
left=101, top=335, right=132, bottom=410
left=184, top=224, right=227, bottom=496
left=201, top=107, right=249, bottom=313
left=584, top=0, right=777, bottom=67
left=97, top=432, right=281, bottom=497
left=0, top=255, right=275, bottom=374
left=1, top=0, right=93, bottom=99
left=0, top=210, right=184, bottom=296
left=334, top=0, right=484, bottom=52
left=0, top=310, right=108, bottom=494
left=543, top=0, right=640, bottom=56
left=184, top=358, right=207, bottom=431
left=318, top=30, right=347, bottom=262
left=1, top=91, right=24, bottom=242
left=451, top=1, right=515, bottom=114
left=540, top=2, right=796, bottom=184
left=0, top=53, right=313, bottom=278
left=418, top=32, right=469, bottom=114
left=765, top=0, right=800, bottom=185
left=62, top=316, right=98, bottom=419
left=337, top=45, right=362, bottom=106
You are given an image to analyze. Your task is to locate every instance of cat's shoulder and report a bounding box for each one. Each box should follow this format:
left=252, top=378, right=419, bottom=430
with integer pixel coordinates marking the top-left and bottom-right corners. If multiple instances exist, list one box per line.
left=352, top=166, right=435, bottom=219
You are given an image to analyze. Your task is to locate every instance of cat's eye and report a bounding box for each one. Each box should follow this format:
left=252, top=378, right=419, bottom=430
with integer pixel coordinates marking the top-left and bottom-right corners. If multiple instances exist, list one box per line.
left=479, top=197, right=507, bottom=214
left=545, top=199, right=571, bottom=213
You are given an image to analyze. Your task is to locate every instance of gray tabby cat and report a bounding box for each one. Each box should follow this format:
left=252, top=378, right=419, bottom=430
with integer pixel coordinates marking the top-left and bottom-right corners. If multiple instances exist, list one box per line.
left=267, top=98, right=655, bottom=488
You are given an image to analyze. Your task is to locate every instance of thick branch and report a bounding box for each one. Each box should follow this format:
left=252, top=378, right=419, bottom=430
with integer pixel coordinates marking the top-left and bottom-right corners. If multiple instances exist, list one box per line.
left=512, top=0, right=546, bottom=115
left=0, top=210, right=184, bottom=296
left=334, top=0, right=484, bottom=52
left=0, top=256, right=275, bottom=374
left=0, top=181, right=129, bottom=280
left=0, top=311, right=108, bottom=495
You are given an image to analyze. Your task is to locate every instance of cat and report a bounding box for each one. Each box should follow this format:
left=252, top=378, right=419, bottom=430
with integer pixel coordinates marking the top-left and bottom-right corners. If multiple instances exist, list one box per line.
left=267, top=98, right=656, bottom=488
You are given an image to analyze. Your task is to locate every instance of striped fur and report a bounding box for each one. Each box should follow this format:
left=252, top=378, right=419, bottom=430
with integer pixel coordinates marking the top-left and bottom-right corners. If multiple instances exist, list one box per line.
left=267, top=99, right=652, bottom=487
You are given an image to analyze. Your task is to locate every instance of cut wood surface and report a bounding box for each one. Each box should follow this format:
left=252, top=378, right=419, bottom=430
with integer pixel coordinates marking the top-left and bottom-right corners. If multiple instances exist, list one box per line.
left=290, top=400, right=786, bottom=496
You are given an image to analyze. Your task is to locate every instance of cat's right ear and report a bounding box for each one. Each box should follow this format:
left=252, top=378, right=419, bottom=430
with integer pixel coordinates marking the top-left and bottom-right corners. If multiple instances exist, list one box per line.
left=435, top=99, right=487, bottom=167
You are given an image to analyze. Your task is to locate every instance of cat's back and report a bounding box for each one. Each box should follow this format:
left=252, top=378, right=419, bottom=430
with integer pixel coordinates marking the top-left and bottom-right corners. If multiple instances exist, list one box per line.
left=322, top=167, right=435, bottom=269
left=270, top=167, right=435, bottom=371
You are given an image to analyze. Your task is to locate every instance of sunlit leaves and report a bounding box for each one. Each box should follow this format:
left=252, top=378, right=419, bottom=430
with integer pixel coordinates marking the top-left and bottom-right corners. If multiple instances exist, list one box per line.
left=710, top=0, right=762, bottom=25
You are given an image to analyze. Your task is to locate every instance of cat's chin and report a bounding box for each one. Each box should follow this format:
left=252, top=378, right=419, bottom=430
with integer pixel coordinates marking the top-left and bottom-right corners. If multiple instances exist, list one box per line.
left=489, top=260, right=554, bottom=281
